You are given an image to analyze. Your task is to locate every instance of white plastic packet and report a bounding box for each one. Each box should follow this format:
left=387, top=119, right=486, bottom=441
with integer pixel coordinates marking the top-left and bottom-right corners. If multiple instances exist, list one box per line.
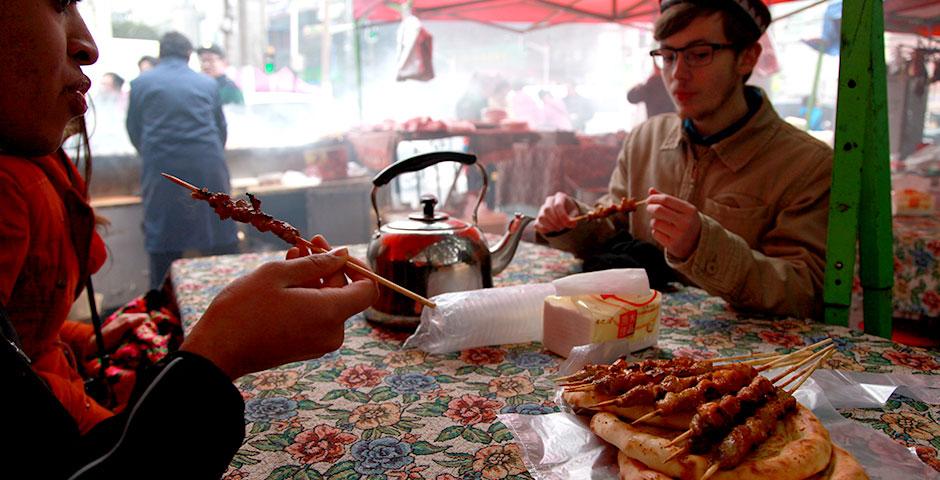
left=552, top=269, right=650, bottom=296
left=502, top=378, right=939, bottom=479
left=402, top=269, right=653, bottom=354
left=402, top=283, right=556, bottom=354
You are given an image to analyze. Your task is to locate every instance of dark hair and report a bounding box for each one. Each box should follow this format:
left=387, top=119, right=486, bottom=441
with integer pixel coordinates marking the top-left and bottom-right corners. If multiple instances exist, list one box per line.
left=654, top=3, right=766, bottom=81
left=159, top=31, right=193, bottom=60
left=103, top=72, right=125, bottom=90
left=138, top=55, right=158, bottom=67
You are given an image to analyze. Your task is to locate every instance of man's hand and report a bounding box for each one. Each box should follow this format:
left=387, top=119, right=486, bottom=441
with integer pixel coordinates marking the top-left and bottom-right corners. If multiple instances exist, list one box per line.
left=534, top=192, right=579, bottom=235
left=181, top=244, right=377, bottom=380
left=645, top=187, right=702, bottom=260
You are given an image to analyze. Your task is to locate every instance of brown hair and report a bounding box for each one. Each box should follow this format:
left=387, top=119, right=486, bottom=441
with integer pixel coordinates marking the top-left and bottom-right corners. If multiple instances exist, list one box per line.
left=653, top=3, right=764, bottom=81
left=64, top=115, right=110, bottom=227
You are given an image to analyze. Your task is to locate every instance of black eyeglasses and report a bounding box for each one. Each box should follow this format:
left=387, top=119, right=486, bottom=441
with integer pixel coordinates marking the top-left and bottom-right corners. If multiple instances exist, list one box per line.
left=649, top=43, right=736, bottom=69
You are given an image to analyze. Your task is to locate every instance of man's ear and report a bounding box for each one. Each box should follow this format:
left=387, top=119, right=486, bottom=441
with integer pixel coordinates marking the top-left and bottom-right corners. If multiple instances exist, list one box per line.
left=737, top=41, right=763, bottom=77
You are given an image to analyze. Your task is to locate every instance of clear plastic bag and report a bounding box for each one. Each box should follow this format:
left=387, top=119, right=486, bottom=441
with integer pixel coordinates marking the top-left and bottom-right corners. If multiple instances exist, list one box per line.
left=503, top=376, right=939, bottom=479
left=402, top=283, right=556, bottom=354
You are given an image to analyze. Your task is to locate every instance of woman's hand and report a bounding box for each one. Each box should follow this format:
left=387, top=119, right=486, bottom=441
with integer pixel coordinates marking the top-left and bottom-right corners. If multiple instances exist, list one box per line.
left=181, top=246, right=377, bottom=380
left=86, top=313, right=148, bottom=357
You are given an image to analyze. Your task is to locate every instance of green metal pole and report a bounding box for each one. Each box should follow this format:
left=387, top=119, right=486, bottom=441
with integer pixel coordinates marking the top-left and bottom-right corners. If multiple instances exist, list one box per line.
left=858, top=1, right=893, bottom=338
left=824, top=1, right=868, bottom=327
left=824, top=0, right=893, bottom=338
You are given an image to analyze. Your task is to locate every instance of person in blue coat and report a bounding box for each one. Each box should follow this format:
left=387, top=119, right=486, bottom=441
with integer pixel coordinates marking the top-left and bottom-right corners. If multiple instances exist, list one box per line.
left=127, top=31, right=239, bottom=289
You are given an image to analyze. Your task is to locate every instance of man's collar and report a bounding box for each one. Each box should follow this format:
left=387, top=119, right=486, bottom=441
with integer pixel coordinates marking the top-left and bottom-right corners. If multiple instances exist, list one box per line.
left=660, top=87, right=782, bottom=172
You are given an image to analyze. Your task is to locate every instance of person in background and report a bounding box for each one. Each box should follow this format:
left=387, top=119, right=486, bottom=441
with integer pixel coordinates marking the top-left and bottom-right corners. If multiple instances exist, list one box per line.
left=627, top=65, right=676, bottom=118
left=564, top=83, right=595, bottom=132
left=0, top=2, right=377, bottom=477
left=539, top=90, right=573, bottom=131
left=197, top=44, right=245, bottom=106
left=127, top=32, right=239, bottom=289
left=799, top=95, right=825, bottom=130
left=456, top=72, right=490, bottom=121
left=96, top=72, right=126, bottom=109
left=535, top=0, right=833, bottom=320
left=505, top=79, right=542, bottom=129
left=137, top=55, right=157, bottom=74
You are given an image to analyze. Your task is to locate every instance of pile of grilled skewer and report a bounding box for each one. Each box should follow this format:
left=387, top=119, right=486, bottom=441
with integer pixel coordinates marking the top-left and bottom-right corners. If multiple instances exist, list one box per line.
left=557, top=339, right=836, bottom=480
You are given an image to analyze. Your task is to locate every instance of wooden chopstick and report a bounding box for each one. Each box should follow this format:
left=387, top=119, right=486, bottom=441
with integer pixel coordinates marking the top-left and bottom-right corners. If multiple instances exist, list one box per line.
left=161, top=172, right=437, bottom=309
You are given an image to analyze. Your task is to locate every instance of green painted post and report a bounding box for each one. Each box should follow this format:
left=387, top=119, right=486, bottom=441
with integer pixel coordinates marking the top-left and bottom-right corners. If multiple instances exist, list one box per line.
left=824, top=0, right=868, bottom=327
left=858, top=1, right=893, bottom=338
left=824, top=0, right=893, bottom=338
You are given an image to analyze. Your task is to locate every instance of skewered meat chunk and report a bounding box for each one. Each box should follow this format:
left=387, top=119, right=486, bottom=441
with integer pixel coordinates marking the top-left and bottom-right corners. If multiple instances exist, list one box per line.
left=655, top=363, right=757, bottom=415
left=194, top=189, right=301, bottom=245
left=715, top=390, right=797, bottom=469
left=585, top=197, right=640, bottom=221
left=689, top=375, right=775, bottom=453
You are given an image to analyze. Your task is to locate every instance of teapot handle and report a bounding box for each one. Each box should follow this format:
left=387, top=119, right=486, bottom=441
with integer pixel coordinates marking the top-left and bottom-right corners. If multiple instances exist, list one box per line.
left=370, top=152, right=488, bottom=229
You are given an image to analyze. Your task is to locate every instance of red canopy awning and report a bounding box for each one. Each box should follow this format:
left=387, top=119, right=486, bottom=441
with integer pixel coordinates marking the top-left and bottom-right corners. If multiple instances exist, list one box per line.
left=354, top=0, right=795, bottom=32
left=356, top=0, right=939, bottom=37
left=884, top=0, right=940, bottom=37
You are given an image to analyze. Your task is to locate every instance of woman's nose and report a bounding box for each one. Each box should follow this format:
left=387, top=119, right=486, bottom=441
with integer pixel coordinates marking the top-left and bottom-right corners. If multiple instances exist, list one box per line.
left=68, top=14, right=99, bottom=66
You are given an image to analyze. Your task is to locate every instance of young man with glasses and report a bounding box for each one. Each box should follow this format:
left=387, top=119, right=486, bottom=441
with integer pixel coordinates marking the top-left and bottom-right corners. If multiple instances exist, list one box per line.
left=535, top=0, right=833, bottom=320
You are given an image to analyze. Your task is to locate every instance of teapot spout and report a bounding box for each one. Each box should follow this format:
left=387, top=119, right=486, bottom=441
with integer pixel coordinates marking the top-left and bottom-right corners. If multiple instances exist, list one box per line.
left=490, top=213, right=534, bottom=275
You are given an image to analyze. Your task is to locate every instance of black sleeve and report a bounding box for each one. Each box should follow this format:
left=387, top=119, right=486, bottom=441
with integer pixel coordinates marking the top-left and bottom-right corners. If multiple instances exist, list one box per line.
left=71, top=351, right=245, bottom=479
left=1, top=310, right=244, bottom=480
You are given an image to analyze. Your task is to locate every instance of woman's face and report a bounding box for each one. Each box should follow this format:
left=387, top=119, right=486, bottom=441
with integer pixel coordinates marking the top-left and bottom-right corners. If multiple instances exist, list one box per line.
left=0, top=0, right=98, bottom=156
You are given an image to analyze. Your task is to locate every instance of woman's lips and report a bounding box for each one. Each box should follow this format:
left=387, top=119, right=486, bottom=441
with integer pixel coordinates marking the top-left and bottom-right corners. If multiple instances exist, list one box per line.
left=672, top=91, right=695, bottom=104
left=66, top=90, right=88, bottom=114
left=65, top=75, right=91, bottom=115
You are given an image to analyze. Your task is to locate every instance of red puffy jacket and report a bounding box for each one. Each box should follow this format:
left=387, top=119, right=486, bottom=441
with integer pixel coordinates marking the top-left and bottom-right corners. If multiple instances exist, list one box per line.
left=0, top=150, right=110, bottom=433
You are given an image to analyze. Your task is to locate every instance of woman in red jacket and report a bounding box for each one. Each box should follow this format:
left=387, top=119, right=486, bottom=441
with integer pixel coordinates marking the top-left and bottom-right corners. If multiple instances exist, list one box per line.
left=0, top=6, right=376, bottom=474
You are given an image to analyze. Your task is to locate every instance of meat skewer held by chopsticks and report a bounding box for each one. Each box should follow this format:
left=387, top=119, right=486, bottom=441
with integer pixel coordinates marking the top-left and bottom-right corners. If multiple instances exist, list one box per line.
left=572, top=197, right=647, bottom=223
left=161, top=172, right=436, bottom=309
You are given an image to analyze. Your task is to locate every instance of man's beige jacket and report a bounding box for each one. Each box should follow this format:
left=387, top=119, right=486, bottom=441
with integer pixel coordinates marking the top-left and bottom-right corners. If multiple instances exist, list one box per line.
left=546, top=95, right=833, bottom=320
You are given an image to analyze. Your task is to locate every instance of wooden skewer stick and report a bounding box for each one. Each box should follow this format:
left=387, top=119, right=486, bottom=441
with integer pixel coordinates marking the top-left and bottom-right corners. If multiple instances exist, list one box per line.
left=564, top=383, right=597, bottom=392
left=664, top=447, right=687, bottom=463
left=706, top=351, right=779, bottom=363
left=756, top=338, right=833, bottom=372
left=631, top=409, right=660, bottom=425
left=784, top=349, right=836, bottom=394
left=700, top=462, right=721, bottom=480
left=666, top=430, right=692, bottom=448
left=571, top=198, right=649, bottom=223
left=745, top=349, right=812, bottom=369
left=555, top=372, right=593, bottom=383
left=769, top=345, right=836, bottom=385
left=161, top=173, right=437, bottom=308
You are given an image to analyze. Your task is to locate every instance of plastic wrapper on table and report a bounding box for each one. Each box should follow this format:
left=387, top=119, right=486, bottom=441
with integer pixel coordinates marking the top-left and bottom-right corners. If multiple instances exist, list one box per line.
left=503, top=375, right=939, bottom=479
left=402, top=283, right=556, bottom=354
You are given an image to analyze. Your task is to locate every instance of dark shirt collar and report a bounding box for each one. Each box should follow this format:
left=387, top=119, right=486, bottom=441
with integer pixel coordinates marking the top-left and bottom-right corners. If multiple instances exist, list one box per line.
left=683, top=87, right=764, bottom=146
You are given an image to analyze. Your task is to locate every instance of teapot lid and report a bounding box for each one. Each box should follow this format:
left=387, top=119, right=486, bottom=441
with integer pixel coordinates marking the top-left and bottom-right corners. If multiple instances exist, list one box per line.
left=385, top=195, right=466, bottom=232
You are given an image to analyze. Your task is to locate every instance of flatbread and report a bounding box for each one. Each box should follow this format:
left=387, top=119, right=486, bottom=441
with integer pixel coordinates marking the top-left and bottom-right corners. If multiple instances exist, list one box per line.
left=618, top=452, right=672, bottom=480
left=805, top=445, right=869, bottom=480
left=618, top=444, right=868, bottom=480
left=591, top=403, right=833, bottom=480
left=563, top=389, right=694, bottom=430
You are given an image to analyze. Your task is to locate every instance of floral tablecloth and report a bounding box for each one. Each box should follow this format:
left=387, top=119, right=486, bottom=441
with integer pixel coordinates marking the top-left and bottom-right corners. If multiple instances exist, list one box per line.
left=891, top=215, right=940, bottom=319
left=170, top=242, right=940, bottom=479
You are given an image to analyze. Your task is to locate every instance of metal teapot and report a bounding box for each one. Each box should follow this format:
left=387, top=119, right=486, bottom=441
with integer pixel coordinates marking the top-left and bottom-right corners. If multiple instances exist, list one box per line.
left=365, top=152, right=533, bottom=327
